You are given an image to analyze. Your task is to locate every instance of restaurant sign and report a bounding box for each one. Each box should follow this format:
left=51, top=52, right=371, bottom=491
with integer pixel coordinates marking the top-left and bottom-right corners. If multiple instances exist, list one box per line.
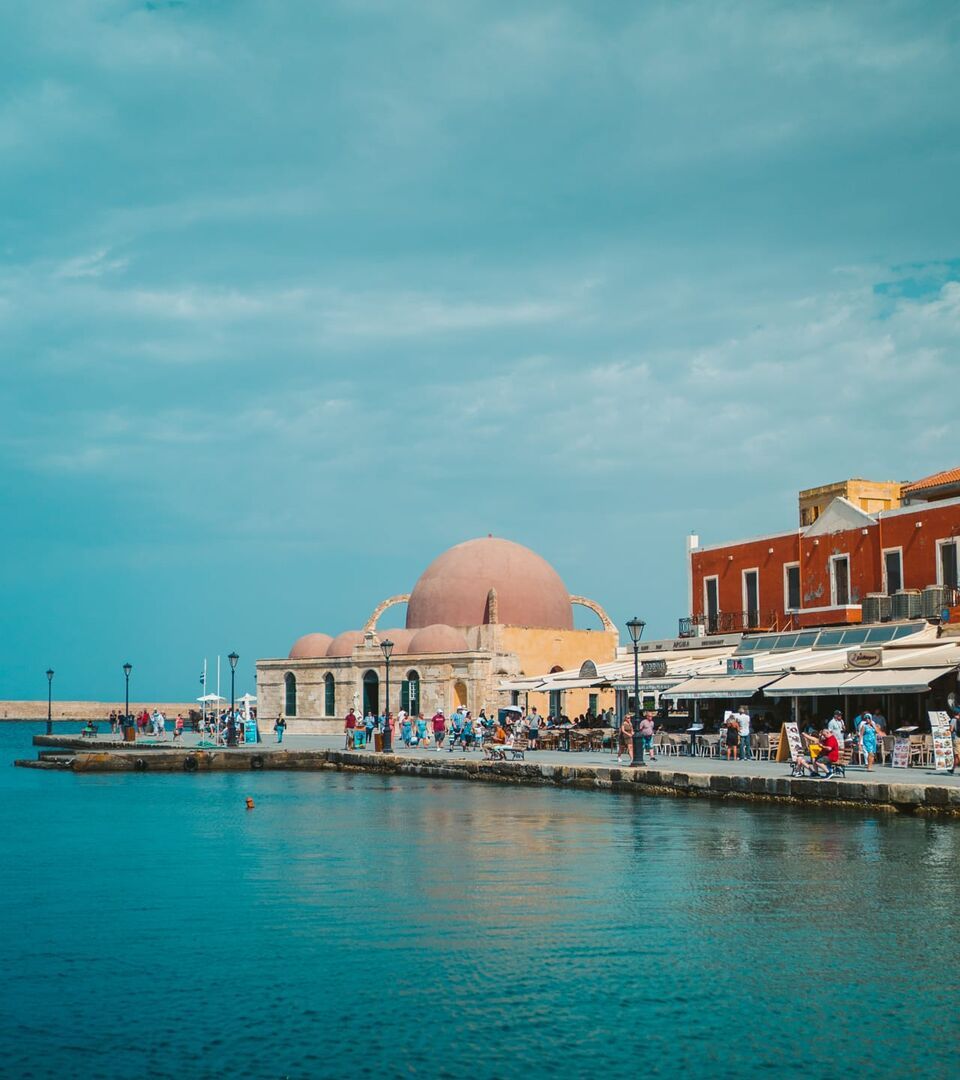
left=726, top=657, right=754, bottom=674
left=928, top=710, right=956, bottom=773
left=846, top=649, right=882, bottom=670
left=641, top=659, right=668, bottom=678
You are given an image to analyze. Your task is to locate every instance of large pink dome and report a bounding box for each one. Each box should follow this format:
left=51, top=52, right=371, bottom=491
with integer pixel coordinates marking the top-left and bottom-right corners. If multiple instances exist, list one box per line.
left=408, top=624, right=470, bottom=654
left=288, top=632, right=334, bottom=659
left=406, top=537, right=573, bottom=630
left=326, top=630, right=365, bottom=657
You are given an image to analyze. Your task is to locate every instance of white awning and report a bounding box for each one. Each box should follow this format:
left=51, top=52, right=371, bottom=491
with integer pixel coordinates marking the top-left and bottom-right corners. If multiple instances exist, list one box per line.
left=842, top=666, right=956, bottom=695
left=662, top=673, right=785, bottom=700
left=762, top=672, right=860, bottom=697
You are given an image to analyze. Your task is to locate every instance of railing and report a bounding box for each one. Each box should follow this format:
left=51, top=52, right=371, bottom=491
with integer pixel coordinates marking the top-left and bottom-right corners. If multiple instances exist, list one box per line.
left=678, top=611, right=790, bottom=638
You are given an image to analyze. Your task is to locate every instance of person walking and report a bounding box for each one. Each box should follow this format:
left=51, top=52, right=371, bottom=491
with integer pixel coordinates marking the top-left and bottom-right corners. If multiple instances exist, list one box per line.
left=827, top=710, right=845, bottom=751
left=174, top=715, right=184, bottom=742
left=618, top=713, right=634, bottom=765
left=344, top=707, right=357, bottom=749
left=858, top=712, right=879, bottom=770
left=639, top=711, right=656, bottom=760
left=274, top=714, right=286, bottom=744
left=364, top=710, right=376, bottom=746
left=432, top=709, right=446, bottom=751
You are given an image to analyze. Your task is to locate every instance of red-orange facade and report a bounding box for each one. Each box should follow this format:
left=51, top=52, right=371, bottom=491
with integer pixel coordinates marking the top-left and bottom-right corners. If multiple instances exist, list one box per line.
left=689, top=497, right=960, bottom=632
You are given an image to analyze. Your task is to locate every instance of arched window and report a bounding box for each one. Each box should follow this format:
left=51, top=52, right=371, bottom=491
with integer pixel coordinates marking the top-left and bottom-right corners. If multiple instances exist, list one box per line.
left=362, top=670, right=379, bottom=717
left=401, top=670, right=420, bottom=715
left=284, top=672, right=297, bottom=717
left=324, top=673, right=335, bottom=717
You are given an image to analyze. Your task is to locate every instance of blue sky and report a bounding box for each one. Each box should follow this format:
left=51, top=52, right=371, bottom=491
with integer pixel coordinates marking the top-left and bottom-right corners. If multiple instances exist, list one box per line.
left=2, top=0, right=959, bottom=702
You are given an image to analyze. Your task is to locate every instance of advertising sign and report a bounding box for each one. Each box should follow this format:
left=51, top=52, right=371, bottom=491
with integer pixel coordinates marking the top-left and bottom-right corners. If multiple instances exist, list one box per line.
left=641, top=659, right=668, bottom=678
left=776, top=722, right=805, bottom=763
left=726, top=657, right=755, bottom=674
left=891, top=738, right=910, bottom=768
left=927, top=710, right=956, bottom=773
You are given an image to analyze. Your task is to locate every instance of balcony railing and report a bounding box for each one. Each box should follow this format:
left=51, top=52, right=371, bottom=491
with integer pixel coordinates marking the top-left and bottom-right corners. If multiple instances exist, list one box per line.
left=678, top=611, right=794, bottom=638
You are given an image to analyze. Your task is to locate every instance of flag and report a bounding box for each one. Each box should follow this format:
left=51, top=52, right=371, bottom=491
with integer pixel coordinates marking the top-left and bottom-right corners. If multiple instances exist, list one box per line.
left=200, top=670, right=206, bottom=685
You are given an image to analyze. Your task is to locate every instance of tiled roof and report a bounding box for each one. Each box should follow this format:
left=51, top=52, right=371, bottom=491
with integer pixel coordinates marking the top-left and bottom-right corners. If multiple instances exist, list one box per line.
left=903, top=467, right=960, bottom=494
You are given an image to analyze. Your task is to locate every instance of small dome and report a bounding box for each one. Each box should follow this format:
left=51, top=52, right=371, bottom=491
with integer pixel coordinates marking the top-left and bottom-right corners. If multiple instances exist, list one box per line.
left=326, top=630, right=365, bottom=657
left=408, top=624, right=470, bottom=654
left=288, top=632, right=334, bottom=659
left=407, top=536, right=572, bottom=630
left=377, top=628, right=414, bottom=654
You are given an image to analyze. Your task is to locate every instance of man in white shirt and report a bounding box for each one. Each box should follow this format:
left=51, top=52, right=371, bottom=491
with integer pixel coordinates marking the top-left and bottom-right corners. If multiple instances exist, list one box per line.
left=737, top=706, right=752, bottom=760
left=827, top=710, right=845, bottom=751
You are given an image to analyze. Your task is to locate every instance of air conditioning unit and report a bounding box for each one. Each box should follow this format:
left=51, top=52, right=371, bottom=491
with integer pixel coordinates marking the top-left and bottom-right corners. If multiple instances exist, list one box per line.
left=891, top=589, right=922, bottom=620
left=922, top=585, right=948, bottom=618
left=862, top=593, right=891, bottom=624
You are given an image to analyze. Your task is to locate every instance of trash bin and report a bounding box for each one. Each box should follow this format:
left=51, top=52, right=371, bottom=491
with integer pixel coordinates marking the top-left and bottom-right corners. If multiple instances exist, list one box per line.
left=123, top=725, right=136, bottom=742
left=373, top=731, right=383, bottom=752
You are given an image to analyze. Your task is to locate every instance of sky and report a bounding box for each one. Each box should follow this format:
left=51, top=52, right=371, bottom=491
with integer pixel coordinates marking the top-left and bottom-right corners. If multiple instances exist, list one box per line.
left=2, top=0, right=959, bottom=702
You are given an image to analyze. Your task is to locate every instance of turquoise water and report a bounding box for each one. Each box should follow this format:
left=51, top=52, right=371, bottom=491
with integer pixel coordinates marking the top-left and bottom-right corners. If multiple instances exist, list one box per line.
left=2, top=722, right=957, bottom=1079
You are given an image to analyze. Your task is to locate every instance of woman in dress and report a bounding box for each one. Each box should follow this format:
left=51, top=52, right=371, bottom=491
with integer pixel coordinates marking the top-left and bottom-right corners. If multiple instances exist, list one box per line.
left=859, top=712, right=879, bottom=770
left=725, top=712, right=740, bottom=760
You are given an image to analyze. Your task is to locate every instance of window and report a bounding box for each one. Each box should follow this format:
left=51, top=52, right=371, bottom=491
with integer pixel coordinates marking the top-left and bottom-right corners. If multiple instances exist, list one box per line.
left=938, top=539, right=959, bottom=589
left=784, top=563, right=801, bottom=611
left=588, top=693, right=598, bottom=716
left=883, top=548, right=903, bottom=594
left=831, top=555, right=850, bottom=606
left=742, top=569, right=759, bottom=629
left=704, top=576, right=719, bottom=632
left=284, top=672, right=297, bottom=717
left=324, top=673, right=335, bottom=717
left=401, top=670, right=420, bottom=715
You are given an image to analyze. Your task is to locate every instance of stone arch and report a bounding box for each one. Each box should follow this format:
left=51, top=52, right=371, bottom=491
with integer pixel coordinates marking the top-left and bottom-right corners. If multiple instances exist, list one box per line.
left=569, top=595, right=616, bottom=633
left=284, top=672, right=297, bottom=717
left=363, top=594, right=411, bottom=632
left=453, top=680, right=468, bottom=710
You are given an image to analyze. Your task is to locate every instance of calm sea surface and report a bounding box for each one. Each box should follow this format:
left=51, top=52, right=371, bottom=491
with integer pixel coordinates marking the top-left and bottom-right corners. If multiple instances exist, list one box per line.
left=1, top=721, right=958, bottom=1079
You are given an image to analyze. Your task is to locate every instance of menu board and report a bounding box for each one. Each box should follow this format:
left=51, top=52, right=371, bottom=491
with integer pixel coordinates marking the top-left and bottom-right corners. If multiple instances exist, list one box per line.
left=776, top=722, right=805, bottom=763
left=927, top=711, right=956, bottom=773
left=891, top=738, right=910, bottom=769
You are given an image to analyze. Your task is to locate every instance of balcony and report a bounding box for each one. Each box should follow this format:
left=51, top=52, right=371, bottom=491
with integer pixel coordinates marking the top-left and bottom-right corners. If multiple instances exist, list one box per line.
left=678, top=611, right=795, bottom=638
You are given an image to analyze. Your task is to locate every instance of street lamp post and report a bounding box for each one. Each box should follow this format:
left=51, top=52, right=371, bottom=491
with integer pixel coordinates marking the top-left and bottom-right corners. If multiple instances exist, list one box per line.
left=380, top=639, right=394, bottom=752
left=123, top=663, right=132, bottom=740
left=626, top=617, right=646, bottom=767
left=46, top=669, right=54, bottom=735
left=228, top=652, right=239, bottom=746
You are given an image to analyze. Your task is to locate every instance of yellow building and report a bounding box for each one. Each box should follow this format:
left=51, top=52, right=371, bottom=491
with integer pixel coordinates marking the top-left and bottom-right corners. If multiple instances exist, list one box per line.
left=256, top=536, right=618, bottom=728
left=798, top=478, right=902, bottom=527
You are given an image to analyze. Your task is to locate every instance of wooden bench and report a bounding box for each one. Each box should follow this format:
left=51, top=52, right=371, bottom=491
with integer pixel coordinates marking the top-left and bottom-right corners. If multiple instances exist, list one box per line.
left=80, top=724, right=99, bottom=738
left=484, top=743, right=506, bottom=761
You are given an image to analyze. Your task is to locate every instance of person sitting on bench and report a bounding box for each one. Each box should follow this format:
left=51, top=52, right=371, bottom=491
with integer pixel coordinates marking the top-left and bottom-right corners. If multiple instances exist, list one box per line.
left=810, top=728, right=840, bottom=778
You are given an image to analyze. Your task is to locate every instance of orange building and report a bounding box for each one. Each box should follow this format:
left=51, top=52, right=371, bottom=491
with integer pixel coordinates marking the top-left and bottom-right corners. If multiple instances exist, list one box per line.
left=687, top=468, right=960, bottom=635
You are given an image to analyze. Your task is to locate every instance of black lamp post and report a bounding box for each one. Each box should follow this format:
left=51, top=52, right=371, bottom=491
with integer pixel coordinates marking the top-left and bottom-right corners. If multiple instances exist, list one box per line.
left=380, top=638, right=394, bottom=752
left=626, top=617, right=646, bottom=767
left=46, top=669, right=54, bottom=735
left=123, top=662, right=132, bottom=739
left=228, top=652, right=239, bottom=746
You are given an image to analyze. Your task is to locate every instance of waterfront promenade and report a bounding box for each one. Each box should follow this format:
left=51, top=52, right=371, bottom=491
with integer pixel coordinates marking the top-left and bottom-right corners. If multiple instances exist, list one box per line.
left=22, top=729, right=960, bottom=814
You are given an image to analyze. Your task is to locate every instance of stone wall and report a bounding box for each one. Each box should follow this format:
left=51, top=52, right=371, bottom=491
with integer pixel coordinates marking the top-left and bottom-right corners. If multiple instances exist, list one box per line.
left=0, top=701, right=198, bottom=721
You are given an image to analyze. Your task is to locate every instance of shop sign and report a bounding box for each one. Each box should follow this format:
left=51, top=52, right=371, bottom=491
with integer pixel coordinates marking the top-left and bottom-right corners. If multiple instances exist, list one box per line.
left=726, top=657, right=754, bottom=674
left=846, top=649, right=882, bottom=669
left=641, top=659, right=668, bottom=678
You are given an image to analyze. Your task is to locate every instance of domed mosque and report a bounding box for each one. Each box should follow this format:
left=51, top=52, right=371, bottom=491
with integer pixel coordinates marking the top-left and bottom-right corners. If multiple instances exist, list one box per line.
left=257, top=537, right=618, bottom=727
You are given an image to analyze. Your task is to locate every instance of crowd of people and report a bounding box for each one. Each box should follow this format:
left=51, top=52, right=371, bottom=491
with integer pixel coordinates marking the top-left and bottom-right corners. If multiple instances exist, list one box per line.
left=104, top=707, right=258, bottom=744
left=337, top=705, right=608, bottom=752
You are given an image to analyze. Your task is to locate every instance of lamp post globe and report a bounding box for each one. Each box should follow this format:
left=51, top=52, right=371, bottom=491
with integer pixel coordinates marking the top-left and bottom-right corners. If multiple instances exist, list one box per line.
left=380, top=639, right=394, bottom=752
left=625, top=617, right=646, bottom=767
left=122, top=663, right=132, bottom=740
left=227, top=652, right=239, bottom=746
left=45, top=669, right=54, bottom=735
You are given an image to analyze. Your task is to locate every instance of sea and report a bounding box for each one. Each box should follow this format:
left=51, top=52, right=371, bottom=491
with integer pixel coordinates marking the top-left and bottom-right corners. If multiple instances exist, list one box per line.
left=2, top=721, right=957, bottom=1079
